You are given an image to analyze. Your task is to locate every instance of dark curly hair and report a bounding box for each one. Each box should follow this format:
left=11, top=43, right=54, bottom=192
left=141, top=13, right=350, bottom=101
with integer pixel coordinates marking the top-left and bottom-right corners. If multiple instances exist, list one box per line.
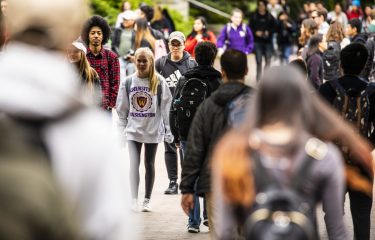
left=81, top=15, right=111, bottom=46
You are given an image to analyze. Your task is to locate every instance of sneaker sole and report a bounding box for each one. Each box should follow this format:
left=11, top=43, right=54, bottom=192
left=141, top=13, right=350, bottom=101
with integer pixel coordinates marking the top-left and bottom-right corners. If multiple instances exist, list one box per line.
left=164, top=191, right=178, bottom=195
left=187, top=228, right=200, bottom=233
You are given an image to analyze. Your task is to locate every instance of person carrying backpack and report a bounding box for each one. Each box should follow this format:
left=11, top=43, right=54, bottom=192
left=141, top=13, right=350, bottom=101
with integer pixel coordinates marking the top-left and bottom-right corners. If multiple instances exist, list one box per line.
left=212, top=66, right=373, bottom=240
left=323, top=21, right=344, bottom=82
left=0, top=0, right=136, bottom=239
left=217, top=8, right=254, bottom=56
left=155, top=31, right=197, bottom=195
left=171, top=41, right=222, bottom=233
left=319, top=43, right=375, bottom=240
left=180, top=49, right=253, bottom=238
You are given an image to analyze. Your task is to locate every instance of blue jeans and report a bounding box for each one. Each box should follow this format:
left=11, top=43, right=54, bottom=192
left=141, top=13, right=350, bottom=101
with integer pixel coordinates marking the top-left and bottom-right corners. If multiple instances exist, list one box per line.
left=119, top=58, right=135, bottom=82
left=279, top=44, right=292, bottom=65
left=254, top=42, right=273, bottom=81
left=180, top=141, right=207, bottom=227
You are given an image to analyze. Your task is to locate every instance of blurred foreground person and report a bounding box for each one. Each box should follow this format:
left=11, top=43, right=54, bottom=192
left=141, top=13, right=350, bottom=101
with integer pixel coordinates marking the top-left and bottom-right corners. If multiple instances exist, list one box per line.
left=0, top=0, right=136, bottom=239
left=212, top=66, right=373, bottom=239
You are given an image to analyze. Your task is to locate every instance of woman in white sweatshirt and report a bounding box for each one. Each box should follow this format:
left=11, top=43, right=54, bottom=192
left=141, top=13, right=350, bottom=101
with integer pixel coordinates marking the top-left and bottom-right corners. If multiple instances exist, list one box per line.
left=116, top=47, right=173, bottom=212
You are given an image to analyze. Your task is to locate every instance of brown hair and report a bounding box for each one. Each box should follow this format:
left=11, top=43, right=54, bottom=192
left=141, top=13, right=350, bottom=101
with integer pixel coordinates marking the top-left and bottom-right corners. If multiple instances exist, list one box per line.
left=135, top=18, right=155, bottom=51
left=151, top=5, right=163, bottom=23
left=326, top=21, right=345, bottom=42
left=212, top=66, right=373, bottom=208
left=299, top=18, right=318, bottom=46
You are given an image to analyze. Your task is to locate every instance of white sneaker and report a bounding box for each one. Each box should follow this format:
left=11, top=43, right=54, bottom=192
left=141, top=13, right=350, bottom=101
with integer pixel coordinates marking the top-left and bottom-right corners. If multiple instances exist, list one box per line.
left=131, top=199, right=138, bottom=212
left=142, top=198, right=151, bottom=212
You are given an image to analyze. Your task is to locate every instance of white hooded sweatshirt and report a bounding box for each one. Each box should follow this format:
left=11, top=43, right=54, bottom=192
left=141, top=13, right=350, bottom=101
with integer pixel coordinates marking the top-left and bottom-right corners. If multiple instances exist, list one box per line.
left=0, top=43, right=137, bottom=240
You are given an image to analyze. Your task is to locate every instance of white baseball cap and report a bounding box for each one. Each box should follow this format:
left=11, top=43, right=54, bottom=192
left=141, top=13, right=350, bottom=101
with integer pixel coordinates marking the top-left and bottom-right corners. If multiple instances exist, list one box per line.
left=72, top=41, right=87, bottom=54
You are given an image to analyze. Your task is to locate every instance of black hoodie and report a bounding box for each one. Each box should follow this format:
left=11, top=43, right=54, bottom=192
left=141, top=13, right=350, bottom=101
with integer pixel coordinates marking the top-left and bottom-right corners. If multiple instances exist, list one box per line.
left=170, top=65, right=223, bottom=141
left=180, top=81, right=252, bottom=195
left=155, top=51, right=197, bottom=95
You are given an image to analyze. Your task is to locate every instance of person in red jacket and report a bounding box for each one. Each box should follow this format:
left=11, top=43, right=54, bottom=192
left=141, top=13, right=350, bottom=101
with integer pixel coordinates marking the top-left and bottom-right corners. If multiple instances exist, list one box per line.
left=347, top=1, right=364, bottom=21
left=185, top=16, right=216, bottom=58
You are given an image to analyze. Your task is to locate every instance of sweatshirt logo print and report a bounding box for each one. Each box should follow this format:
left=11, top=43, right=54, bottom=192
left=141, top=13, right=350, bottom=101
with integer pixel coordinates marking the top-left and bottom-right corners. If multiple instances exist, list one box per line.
left=132, top=92, right=152, bottom=112
left=165, top=70, right=182, bottom=88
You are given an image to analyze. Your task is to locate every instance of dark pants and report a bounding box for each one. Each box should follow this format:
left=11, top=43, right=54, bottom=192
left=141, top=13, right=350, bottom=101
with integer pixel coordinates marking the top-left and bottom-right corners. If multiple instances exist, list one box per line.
left=254, top=42, right=273, bottom=81
left=348, top=189, right=372, bottom=240
left=128, top=140, right=158, bottom=199
left=181, top=140, right=208, bottom=227
left=164, top=141, right=182, bottom=181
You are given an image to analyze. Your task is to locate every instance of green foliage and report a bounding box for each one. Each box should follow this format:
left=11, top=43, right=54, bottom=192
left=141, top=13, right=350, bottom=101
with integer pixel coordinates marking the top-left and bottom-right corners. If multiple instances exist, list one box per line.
left=89, top=0, right=193, bottom=35
left=166, top=7, right=195, bottom=36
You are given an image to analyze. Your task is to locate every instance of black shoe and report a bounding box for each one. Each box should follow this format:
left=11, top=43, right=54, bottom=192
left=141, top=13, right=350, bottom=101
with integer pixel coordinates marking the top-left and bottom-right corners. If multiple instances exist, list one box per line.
left=203, top=218, right=209, bottom=227
left=164, top=180, right=178, bottom=194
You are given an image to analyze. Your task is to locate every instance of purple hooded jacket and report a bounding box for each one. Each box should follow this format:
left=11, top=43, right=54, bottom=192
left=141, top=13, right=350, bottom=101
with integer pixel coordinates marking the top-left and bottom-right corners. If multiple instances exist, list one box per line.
left=217, top=23, right=254, bottom=54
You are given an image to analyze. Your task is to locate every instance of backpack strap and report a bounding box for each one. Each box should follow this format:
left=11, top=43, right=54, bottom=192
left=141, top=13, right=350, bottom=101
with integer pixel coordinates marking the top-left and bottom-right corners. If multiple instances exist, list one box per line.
left=226, top=23, right=231, bottom=39
left=125, top=75, right=133, bottom=99
left=251, top=137, right=327, bottom=192
left=157, top=79, right=162, bottom=107
left=292, top=138, right=327, bottom=191
left=328, top=79, right=348, bottom=116
left=157, top=56, right=168, bottom=75
left=251, top=150, right=281, bottom=190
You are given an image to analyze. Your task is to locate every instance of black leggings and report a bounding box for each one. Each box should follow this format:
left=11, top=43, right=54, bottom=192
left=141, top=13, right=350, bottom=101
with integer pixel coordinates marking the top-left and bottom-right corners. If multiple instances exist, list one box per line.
left=128, top=141, right=158, bottom=199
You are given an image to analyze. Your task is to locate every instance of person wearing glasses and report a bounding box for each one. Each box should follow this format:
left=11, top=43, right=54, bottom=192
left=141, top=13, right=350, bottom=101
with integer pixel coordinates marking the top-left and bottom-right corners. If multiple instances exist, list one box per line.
left=155, top=31, right=197, bottom=195
left=311, top=8, right=329, bottom=35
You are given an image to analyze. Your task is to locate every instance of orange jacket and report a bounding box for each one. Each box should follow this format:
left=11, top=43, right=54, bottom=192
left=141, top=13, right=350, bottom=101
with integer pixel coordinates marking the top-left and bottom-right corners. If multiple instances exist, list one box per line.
left=185, top=31, right=217, bottom=58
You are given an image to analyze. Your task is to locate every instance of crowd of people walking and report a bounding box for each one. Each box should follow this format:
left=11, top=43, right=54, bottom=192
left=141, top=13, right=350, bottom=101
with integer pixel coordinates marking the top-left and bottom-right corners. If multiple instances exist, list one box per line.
left=0, top=0, right=375, bottom=239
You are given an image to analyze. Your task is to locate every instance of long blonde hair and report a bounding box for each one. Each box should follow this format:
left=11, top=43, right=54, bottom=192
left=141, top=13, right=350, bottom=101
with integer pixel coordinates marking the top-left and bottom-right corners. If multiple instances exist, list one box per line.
left=134, top=47, right=159, bottom=95
left=135, top=18, right=156, bottom=51
left=78, top=51, right=99, bottom=91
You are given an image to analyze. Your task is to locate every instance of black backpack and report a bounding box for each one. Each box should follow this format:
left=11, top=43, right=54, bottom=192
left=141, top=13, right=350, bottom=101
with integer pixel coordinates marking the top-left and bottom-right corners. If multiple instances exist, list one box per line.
left=364, top=34, right=375, bottom=82
left=322, top=41, right=341, bottom=81
left=329, top=79, right=375, bottom=138
left=225, top=87, right=251, bottom=128
left=245, top=138, right=327, bottom=240
left=172, top=77, right=210, bottom=138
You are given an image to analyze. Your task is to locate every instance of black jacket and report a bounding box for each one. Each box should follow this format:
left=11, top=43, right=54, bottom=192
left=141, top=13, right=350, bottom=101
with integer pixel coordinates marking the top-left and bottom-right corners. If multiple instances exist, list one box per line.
left=155, top=52, right=197, bottom=94
left=170, top=65, right=222, bottom=142
left=319, top=75, right=375, bottom=180
left=249, top=11, right=276, bottom=43
left=352, top=33, right=367, bottom=45
left=180, top=82, right=252, bottom=195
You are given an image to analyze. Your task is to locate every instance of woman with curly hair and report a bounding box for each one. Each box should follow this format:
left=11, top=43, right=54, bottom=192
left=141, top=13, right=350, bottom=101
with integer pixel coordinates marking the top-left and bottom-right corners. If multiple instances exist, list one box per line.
left=81, top=15, right=120, bottom=112
left=298, top=18, right=318, bottom=58
left=323, top=21, right=348, bottom=81
left=211, top=66, right=373, bottom=239
left=185, top=16, right=216, bottom=58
